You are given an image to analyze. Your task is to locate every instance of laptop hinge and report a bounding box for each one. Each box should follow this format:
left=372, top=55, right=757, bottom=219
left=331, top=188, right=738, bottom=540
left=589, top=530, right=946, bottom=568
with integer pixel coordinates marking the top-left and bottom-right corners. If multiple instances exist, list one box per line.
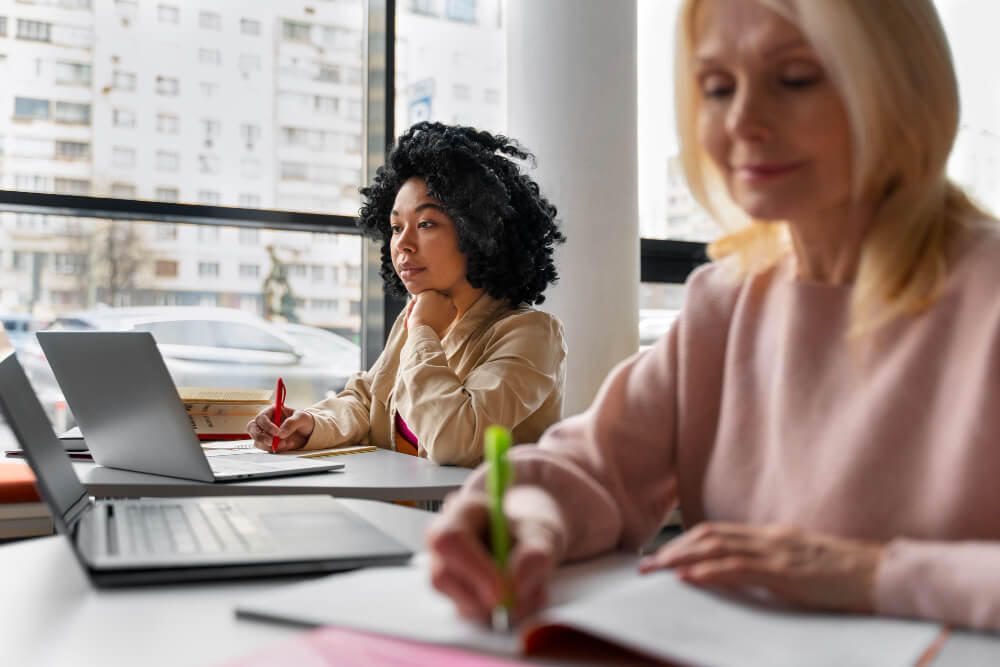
left=63, top=493, right=94, bottom=531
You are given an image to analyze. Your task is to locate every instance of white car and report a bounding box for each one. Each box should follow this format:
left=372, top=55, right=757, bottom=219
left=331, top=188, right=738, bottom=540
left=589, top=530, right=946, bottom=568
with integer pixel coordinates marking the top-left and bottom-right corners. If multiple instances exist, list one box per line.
left=43, top=307, right=360, bottom=414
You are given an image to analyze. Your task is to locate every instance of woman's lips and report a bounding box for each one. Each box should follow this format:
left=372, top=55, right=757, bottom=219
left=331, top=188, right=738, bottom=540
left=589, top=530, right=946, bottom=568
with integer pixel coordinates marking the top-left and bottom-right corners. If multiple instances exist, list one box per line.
left=398, top=267, right=425, bottom=279
left=734, top=161, right=805, bottom=182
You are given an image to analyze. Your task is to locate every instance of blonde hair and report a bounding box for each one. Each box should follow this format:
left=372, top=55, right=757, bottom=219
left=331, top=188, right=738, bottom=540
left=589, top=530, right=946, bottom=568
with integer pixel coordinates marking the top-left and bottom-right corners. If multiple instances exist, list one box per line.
left=675, top=0, right=992, bottom=335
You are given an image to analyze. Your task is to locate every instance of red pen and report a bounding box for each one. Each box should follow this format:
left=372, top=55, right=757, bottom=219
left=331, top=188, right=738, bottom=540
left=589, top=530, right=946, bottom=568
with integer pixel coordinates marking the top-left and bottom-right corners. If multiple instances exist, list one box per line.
left=271, top=377, right=286, bottom=453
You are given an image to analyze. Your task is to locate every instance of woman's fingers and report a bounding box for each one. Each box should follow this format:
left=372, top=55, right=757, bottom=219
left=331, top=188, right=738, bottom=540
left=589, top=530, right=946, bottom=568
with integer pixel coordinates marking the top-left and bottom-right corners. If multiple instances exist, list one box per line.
left=427, top=496, right=505, bottom=611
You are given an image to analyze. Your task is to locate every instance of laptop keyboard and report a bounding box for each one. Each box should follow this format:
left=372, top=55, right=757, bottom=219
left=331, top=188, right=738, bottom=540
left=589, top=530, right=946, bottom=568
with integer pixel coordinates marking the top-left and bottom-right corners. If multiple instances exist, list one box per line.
left=116, top=501, right=273, bottom=556
left=208, top=452, right=313, bottom=477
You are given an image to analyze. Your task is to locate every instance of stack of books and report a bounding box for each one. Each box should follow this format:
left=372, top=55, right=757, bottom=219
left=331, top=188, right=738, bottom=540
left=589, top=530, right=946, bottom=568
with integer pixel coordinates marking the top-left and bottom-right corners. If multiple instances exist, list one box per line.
left=178, top=387, right=274, bottom=440
left=0, top=462, right=53, bottom=540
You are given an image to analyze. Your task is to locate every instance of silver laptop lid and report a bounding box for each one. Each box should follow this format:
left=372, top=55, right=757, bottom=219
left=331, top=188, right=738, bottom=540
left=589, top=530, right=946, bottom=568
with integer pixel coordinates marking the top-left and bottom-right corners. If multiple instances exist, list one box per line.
left=36, top=331, right=215, bottom=482
left=0, top=352, right=90, bottom=535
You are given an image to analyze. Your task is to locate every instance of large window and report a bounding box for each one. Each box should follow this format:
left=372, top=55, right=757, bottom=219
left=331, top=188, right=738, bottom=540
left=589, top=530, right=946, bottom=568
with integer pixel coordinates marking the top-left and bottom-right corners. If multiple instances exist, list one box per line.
left=0, top=1, right=376, bottom=445
left=396, top=0, right=505, bottom=132
left=635, top=0, right=1000, bottom=328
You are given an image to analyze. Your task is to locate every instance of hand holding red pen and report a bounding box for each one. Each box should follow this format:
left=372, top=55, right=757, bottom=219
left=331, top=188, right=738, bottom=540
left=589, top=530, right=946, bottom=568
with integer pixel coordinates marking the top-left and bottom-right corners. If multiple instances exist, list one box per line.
left=247, top=379, right=316, bottom=453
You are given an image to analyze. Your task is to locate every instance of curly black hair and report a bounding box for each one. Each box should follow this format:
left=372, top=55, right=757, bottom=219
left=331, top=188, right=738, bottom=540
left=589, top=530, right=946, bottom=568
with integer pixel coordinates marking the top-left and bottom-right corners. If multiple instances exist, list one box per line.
left=357, top=122, right=564, bottom=305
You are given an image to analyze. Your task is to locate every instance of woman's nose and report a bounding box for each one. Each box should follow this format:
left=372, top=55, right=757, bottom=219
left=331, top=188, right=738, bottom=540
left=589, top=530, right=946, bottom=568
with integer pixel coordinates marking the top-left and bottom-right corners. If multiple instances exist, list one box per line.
left=726, top=84, right=772, bottom=142
left=395, top=225, right=416, bottom=252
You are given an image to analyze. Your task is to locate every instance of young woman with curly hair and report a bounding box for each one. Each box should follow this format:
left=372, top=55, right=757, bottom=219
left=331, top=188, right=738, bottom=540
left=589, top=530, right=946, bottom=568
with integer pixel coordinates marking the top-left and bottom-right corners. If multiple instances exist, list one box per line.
left=247, top=122, right=567, bottom=467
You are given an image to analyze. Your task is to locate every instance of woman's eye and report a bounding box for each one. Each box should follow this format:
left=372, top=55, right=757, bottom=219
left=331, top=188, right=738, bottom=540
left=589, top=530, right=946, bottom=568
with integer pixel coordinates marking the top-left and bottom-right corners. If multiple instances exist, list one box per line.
left=390, top=225, right=402, bottom=234
left=782, top=76, right=820, bottom=89
left=418, top=220, right=436, bottom=229
left=699, top=74, right=734, bottom=100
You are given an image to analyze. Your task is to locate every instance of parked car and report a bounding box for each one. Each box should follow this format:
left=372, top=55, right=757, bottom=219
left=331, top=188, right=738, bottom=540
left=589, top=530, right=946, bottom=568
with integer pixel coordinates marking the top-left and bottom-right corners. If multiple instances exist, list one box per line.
left=32, top=307, right=361, bottom=429
left=274, top=323, right=361, bottom=388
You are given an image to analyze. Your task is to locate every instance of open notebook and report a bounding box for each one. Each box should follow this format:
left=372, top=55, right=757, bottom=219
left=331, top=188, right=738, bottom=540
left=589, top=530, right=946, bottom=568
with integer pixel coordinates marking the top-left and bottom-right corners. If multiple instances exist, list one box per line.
left=236, top=553, right=944, bottom=666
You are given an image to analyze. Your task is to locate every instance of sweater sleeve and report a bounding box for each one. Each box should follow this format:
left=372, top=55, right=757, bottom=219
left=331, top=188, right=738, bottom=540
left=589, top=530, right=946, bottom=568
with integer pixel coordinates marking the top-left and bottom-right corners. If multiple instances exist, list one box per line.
left=392, top=310, right=565, bottom=467
left=300, top=367, right=374, bottom=450
left=458, top=321, right=682, bottom=561
left=875, top=539, right=1000, bottom=631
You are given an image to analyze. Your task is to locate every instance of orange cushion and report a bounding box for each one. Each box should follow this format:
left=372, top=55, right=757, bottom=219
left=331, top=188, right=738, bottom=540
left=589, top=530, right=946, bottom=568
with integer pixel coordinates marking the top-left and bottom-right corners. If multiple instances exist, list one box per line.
left=0, top=463, right=42, bottom=503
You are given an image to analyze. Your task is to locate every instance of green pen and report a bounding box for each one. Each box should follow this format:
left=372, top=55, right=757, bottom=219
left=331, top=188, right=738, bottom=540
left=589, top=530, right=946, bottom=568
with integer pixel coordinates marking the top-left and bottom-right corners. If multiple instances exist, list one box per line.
left=484, top=424, right=514, bottom=632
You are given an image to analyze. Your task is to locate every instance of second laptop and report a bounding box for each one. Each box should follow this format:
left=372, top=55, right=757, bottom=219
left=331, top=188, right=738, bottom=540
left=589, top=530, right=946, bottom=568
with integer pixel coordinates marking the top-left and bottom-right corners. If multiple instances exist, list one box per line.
left=37, top=330, right=343, bottom=482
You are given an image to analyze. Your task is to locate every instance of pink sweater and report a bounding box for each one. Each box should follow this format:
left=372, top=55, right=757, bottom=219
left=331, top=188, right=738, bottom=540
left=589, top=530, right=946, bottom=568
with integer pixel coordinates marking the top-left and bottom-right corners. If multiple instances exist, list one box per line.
left=468, top=224, right=1000, bottom=630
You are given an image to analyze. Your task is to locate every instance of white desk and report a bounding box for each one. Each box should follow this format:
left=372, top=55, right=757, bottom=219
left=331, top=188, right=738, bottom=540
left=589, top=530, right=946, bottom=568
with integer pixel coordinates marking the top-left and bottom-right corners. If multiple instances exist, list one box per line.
left=66, top=448, right=470, bottom=501
left=0, top=499, right=436, bottom=667
left=1, top=497, right=996, bottom=667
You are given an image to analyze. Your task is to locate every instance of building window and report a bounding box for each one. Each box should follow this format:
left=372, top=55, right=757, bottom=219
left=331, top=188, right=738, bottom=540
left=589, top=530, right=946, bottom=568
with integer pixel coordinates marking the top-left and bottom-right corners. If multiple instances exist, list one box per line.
left=156, top=76, right=179, bottom=96
left=311, top=265, right=325, bottom=282
left=240, top=123, right=260, bottom=150
left=238, top=228, right=259, bottom=244
left=113, top=70, right=136, bottom=91
left=198, top=154, right=220, bottom=174
left=197, top=190, right=219, bottom=205
left=156, top=151, right=179, bottom=172
left=238, top=54, right=260, bottom=76
left=53, top=253, right=86, bottom=275
left=155, top=187, right=179, bottom=203
left=55, top=102, right=91, bottom=124
left=198, top=48, right=221, bottom=66
left=111, top=182, right=136, bottom=198
left=115, top=0, right=138, bottom=22
left=315, top=95, right=338, bottom=113
left=157, top=4, right=179, bottom=24
left=199, top=81, right=220, bottom=97
left=198, top=261, right=220, bottom=277
left=0, top=17, right=7, bottom=37
left=316, top=63, right=340, bottom=83
left=112, top=108, right=136, bottom=128
left=446, top=0, right=477, bottom=23
left=238, top=193, right=260, bottom=208
left=201, top=118, right=221, bottom=143
left=199, top=11, right=221, bottom=30
left=17, top=19, right=51, bottom=42
left=239, top=263, right=259, bottom=278
left=197, top=226, right=220, bottom=241
left=13, top=97, right=50, bottom=120
left=347, top=266, right=361, bottom=284
left=280, top=161, right=308, bottom=181
left=155, top=260, right=178, bottom=277
left=56, top=140, right=90, bottom=160
left=349, top=300, right=361, bottom=316
left=55, top=61, right=91, bottom=86
left=289, top=264, right=308, bottom=279
left=54, top=178, right=90, bottom=195
left=240, top=18, right=260, bottom=35
left=410, top=0, right=437, bottom=17
left=282, top=20, right=311, bottom=42
left=112, top=146, right=135, bottom=168
left=155, top=221, right=178, bottom=237
left=156, top=113, right=179, bottom=134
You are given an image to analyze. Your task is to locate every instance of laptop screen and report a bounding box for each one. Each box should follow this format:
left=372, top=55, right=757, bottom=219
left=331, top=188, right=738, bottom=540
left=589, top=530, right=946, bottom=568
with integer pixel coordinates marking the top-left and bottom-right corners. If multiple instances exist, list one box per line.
left=0, top=352, right=88, bottom=531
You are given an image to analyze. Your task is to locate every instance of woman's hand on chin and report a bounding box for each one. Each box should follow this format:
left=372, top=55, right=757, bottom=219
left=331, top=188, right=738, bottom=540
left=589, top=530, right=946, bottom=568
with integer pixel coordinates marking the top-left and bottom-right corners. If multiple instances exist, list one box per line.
left=406, top=290, right=458, bottom=338
left=638, top=521, right=886, bottom=614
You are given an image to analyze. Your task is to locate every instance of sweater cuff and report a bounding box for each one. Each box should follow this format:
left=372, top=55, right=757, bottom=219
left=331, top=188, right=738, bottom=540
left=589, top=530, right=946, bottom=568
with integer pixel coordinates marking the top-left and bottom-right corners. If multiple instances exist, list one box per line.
left=875, top=538, right=1000, bottom=630
left=401, top=324, right=442, bottom=360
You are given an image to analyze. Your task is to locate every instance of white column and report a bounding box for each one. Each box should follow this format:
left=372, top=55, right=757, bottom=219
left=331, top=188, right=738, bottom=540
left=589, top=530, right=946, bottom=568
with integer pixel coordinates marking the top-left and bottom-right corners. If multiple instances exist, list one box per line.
left=507, top=0, right=639, bottom=416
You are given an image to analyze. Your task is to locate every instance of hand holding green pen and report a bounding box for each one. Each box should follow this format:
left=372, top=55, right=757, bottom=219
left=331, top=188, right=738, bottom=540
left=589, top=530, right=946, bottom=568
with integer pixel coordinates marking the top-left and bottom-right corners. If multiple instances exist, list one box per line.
left=484, top=424, right=514, bottom=632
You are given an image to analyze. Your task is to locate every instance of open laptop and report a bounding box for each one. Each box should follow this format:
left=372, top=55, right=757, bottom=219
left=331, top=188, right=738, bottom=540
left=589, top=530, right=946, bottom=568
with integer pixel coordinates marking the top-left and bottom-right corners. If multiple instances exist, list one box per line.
left=36, top=330, right=343, bottom=482
left=0, top=351, right=412, bottom=586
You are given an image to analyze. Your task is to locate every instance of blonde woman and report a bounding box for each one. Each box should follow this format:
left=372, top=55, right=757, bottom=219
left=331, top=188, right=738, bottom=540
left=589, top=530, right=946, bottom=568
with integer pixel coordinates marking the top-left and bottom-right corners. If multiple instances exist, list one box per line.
left=427, top=0, right=1000, bottom=630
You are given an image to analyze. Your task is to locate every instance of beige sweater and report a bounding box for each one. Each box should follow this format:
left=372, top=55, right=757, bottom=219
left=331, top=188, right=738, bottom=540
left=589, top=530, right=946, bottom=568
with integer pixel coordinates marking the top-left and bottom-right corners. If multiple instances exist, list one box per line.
left=303, top=293, right=566, bottom=467
left=462, top=224, right=1000, bottom=630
